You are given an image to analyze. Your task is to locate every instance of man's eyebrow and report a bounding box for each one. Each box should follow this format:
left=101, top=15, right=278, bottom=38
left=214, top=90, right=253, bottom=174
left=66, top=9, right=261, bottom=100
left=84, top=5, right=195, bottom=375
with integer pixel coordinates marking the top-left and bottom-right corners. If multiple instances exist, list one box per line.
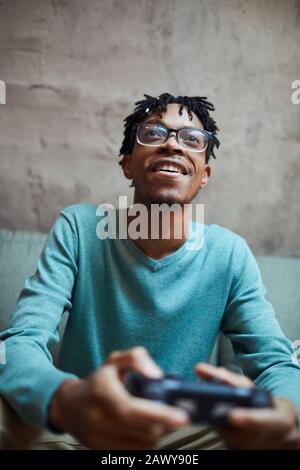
left=142, top=119, right=196, bottom=128
left=143, top=118, right=163, bottom=124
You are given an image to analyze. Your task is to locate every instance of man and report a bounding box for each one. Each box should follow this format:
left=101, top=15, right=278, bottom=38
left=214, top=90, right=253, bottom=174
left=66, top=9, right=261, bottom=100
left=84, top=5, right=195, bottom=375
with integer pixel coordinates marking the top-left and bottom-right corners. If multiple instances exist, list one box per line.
left=1, top=93, right=300, bottom=450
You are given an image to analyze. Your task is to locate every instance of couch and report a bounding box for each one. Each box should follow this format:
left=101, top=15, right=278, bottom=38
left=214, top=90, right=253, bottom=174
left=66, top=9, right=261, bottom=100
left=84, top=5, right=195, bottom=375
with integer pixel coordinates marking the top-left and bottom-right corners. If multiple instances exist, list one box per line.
left=1, top=227, right=300, bottom=371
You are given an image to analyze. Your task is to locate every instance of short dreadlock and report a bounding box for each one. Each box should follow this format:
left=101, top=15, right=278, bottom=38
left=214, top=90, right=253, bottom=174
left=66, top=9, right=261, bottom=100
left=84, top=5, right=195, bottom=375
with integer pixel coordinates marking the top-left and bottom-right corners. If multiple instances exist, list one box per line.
left=119, top=92, right=220, bottom=165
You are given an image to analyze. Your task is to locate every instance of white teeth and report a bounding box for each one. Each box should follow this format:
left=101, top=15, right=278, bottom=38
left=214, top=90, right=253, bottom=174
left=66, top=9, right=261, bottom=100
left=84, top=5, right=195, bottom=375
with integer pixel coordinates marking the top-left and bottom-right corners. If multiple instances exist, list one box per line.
left=156, top=164, right=183, bottom=174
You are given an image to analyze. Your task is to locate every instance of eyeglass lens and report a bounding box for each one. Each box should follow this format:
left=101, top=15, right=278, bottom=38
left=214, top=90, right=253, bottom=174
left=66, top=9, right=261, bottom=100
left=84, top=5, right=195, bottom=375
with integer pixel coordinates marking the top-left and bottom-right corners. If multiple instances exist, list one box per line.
left=137, top=124, right=208, bottom=151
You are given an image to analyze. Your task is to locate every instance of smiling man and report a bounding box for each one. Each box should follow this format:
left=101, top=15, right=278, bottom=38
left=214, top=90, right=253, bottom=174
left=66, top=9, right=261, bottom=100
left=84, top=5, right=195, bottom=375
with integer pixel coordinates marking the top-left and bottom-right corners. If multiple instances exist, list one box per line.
left=119, top=94, right=217, bottom=259
left=121, top=101, right=213, bottom=207
left=1, top=93, right=300, bottom=451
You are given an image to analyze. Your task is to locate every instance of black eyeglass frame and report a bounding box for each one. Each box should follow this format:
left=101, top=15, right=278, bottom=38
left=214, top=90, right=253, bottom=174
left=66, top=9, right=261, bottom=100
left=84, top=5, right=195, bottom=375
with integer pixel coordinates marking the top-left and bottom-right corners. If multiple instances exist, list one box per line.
left=135, top=123, right=213, bottom=153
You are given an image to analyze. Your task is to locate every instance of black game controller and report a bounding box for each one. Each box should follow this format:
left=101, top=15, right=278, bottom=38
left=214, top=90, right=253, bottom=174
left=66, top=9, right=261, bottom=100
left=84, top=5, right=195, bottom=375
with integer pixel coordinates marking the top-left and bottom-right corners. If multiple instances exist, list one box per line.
left=124, top=372, right=273, bottom=425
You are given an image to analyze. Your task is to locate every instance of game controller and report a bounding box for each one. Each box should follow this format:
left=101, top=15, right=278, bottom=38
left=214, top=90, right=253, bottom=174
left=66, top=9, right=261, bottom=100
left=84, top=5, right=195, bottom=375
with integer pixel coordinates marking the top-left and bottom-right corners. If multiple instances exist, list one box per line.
left=124, top=371, right=273, bottom=425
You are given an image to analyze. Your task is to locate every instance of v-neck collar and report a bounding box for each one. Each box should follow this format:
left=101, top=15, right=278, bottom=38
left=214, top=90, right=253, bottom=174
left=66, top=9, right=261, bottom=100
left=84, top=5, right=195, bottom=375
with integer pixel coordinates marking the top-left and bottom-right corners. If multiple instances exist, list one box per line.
left=121, top=220, right=206, bottom=272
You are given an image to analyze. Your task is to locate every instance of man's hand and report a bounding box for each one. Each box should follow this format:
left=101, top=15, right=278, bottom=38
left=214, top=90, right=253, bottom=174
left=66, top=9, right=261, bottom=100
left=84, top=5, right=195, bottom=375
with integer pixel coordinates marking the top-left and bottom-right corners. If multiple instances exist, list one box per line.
left=48, top=347, right=189, bottom=450
left=195, top=362, right=300, bottom=450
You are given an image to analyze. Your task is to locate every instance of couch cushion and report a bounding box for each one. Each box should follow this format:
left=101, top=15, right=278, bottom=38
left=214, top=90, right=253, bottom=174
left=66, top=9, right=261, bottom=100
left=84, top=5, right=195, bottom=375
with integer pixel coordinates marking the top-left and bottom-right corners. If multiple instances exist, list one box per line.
left=217, top=256, right=300, bottom=371
left=0, top=229, right=47, bottom=330
left=256, top=256, right=300, bottom=341
left=0, top=228, right=69, bottom=362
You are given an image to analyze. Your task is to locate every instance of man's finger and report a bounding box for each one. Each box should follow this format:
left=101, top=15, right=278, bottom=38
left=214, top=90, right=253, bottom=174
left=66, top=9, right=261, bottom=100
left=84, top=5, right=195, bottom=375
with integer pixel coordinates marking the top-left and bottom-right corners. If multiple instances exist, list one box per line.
left=89, top=404, right=169, bottom=446
left=194, top=362, right=253, bottom=388
left=95, top=364, right=189, bottom=429
left=104, top=346, right=164, bottom=379
left=228, top=407, right=290, bottom=434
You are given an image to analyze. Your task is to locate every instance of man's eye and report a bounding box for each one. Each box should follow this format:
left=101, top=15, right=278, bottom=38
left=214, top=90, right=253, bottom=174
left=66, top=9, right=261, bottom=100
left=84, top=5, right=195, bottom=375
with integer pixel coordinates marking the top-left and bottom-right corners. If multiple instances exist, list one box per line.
left=145, top=130, right=161, bottom=137
left=185, top=135, right=198, bottom=142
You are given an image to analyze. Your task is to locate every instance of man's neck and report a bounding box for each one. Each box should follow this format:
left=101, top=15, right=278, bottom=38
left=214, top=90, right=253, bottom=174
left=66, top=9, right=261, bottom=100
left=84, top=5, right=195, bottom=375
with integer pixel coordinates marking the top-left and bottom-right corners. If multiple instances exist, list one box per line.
left=126, top=195, right=192, bottom=260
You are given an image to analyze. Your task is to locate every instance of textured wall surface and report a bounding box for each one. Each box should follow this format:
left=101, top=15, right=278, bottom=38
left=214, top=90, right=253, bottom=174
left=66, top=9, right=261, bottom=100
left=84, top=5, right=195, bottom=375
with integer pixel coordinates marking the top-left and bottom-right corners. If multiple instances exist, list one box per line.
left=0, top=0, right=299, bottom=254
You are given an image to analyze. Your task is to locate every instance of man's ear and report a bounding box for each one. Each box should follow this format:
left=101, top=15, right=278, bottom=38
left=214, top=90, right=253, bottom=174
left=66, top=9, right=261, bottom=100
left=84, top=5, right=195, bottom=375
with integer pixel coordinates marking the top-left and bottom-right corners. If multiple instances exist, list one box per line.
left=120, top=154, right=133, bottom=180
left=200, top=165, right=211, bottom=188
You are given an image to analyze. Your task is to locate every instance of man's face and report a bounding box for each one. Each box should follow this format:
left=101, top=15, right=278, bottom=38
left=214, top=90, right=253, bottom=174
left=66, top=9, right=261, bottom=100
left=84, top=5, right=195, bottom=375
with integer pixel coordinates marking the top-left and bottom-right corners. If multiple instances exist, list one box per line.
left=122, top=103, right=211, bottom=206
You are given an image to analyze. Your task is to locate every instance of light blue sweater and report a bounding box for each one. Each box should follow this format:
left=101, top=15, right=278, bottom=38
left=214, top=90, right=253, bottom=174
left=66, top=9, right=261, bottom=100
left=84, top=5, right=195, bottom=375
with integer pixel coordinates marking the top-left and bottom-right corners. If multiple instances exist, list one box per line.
left=1, top=204, right=300, bottom=429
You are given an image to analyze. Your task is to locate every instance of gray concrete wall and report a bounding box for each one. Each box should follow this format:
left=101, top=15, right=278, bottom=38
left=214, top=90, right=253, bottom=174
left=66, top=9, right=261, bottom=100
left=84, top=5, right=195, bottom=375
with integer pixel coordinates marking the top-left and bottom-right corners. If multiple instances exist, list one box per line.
left=0, top=0, right=299, bottom=254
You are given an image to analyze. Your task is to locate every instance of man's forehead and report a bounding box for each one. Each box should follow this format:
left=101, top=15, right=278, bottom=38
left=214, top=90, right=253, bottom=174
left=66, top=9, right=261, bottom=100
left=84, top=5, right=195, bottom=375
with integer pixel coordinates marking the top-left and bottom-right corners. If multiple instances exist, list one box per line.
left=143, top=103, right=203, bottom=128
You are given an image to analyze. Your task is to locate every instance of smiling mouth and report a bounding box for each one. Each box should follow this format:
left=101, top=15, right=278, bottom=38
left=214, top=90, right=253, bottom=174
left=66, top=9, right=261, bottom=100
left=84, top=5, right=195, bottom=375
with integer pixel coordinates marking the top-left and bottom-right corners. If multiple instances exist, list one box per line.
left=152, top=170, right=185, bottom=178
left=150, top=162, right=188, bottom=176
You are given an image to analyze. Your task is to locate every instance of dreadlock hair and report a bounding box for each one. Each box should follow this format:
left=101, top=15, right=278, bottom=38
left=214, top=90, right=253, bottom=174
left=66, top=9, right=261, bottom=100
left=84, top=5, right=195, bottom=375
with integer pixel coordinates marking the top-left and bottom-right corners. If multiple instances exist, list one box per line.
left=119, top=92, right=220, bottom=165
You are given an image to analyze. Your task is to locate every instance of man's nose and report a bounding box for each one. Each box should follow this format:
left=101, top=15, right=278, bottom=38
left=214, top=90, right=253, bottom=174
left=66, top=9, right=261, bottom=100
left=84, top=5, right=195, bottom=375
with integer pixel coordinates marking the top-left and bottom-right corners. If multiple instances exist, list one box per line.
left=161, top=133, right=182, bottom=152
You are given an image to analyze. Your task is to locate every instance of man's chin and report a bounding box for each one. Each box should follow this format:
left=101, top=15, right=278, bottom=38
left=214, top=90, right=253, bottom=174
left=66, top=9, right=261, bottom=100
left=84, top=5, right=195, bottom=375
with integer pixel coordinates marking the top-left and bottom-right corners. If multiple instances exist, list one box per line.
left=134, top=186, right=192, bottom=207
left=144, top=193, right=188, bottom=207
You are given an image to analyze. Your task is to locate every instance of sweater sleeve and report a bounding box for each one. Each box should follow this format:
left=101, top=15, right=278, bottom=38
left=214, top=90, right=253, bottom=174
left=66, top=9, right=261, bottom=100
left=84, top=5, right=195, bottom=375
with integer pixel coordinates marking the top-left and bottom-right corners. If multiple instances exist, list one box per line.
left=221, top=237, right=300, bottom=417
left=0, top=209, right=79, bottom=429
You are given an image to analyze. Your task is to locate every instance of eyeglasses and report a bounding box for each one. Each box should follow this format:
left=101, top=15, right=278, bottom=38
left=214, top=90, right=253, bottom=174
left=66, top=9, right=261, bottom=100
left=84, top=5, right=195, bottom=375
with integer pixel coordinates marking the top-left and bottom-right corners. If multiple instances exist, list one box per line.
left=136, top=123, right=212, bottom=152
